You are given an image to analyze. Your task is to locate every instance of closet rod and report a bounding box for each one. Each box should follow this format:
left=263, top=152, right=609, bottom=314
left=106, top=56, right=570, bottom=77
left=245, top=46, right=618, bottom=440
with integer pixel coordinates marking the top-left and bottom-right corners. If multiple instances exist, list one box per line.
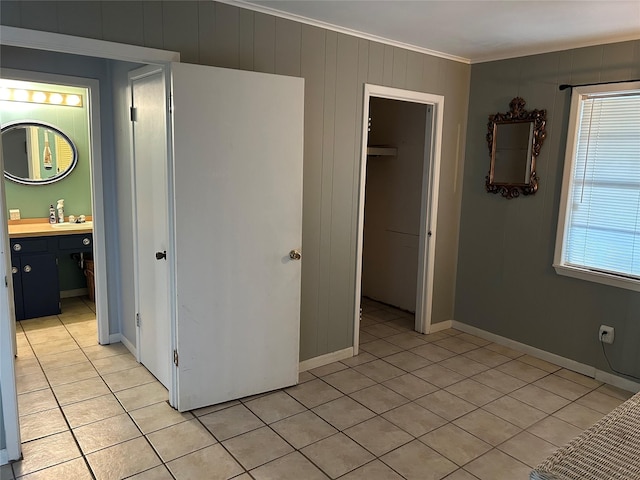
left=559, top=78, right=640, bottom=91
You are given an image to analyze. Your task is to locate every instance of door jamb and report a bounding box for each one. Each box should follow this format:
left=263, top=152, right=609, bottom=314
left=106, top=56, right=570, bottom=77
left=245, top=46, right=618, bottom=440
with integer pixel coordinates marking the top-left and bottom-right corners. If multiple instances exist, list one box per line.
left=354, top=84, right=444, bottom=354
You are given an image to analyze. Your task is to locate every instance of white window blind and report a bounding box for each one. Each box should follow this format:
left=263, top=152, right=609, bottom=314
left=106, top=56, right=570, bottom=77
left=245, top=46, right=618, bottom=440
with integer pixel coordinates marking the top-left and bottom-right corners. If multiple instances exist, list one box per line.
left=563, top=92, right=640, bottom=279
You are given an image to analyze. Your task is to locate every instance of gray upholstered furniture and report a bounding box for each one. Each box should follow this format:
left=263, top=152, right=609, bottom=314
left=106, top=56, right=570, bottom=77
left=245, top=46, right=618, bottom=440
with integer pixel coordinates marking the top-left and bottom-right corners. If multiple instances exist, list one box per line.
left=530, top=391, right=640, bottom=480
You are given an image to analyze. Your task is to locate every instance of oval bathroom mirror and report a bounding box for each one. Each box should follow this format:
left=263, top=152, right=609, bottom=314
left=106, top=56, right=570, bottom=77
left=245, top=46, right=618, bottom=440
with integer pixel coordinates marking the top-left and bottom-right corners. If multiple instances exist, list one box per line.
left=1, top=121, right=78, bottom=185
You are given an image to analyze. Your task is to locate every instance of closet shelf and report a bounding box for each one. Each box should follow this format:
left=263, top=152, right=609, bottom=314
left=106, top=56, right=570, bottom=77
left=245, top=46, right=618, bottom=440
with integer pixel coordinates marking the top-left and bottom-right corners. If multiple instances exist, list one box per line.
left=367, top=146, right=397, bottom=157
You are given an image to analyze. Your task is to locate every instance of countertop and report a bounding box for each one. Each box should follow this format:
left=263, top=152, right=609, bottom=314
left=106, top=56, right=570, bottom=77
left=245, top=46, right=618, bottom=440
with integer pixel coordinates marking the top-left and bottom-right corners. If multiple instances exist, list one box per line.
left=8, top=218, right=93, bottom=239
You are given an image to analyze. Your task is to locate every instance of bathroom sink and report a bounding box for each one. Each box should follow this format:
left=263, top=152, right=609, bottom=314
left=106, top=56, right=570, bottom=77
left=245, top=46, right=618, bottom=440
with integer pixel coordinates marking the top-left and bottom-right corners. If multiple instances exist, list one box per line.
left=51, top=221, right=93, bottom=229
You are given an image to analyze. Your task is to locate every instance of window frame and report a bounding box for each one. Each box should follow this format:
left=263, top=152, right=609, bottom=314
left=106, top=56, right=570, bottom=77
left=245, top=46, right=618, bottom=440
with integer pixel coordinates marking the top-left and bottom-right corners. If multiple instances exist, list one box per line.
left=553, top=81, right=640, bottom=292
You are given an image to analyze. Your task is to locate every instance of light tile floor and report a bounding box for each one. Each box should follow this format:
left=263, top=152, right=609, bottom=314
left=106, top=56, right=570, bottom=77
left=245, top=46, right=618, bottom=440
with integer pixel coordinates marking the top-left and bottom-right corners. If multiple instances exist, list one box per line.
left=3, top=297, right=635, bottom=480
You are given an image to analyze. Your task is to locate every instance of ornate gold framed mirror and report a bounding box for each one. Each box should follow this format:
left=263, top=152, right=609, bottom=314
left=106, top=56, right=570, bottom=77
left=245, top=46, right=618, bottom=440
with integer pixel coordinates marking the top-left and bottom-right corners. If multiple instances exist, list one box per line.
left=486, top=97, right=546, bottom=199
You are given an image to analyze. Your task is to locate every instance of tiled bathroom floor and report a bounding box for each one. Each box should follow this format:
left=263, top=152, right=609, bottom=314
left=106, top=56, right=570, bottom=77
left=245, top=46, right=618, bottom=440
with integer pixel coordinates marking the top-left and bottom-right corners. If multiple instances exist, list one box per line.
left=3, top=297, right=634, bottom=480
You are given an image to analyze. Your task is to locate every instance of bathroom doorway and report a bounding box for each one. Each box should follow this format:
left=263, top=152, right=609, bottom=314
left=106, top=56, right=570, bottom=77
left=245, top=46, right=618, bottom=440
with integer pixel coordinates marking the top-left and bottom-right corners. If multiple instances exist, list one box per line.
left=354, top=85, right=444, bottom=353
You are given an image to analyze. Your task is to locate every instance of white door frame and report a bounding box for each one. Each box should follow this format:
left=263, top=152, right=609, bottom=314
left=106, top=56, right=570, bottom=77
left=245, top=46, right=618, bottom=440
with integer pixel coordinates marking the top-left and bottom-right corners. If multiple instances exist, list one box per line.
left=354, top=84, right=444, bottom=353
left=0, top=25, right=179, bottom=463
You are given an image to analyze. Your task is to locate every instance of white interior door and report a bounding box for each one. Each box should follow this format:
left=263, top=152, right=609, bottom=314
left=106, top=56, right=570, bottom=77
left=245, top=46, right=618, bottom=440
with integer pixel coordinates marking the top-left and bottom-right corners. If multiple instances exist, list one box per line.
left=170, top=63, right=304, bottom=412
left=130, top=66, right=171, bottom=388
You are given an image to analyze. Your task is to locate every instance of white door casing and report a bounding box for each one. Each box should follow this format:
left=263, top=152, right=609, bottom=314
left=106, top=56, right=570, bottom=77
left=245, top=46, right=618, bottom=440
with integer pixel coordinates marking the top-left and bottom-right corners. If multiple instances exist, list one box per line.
left=169, top=63, right=304, bottom=411
left=130, top=66, right=172, bottom=388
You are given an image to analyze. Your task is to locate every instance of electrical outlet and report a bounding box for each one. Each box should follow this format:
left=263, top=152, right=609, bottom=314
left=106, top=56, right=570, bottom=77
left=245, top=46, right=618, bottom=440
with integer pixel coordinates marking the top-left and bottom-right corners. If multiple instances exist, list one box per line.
left=9, top=209, right=20, bottom=220
left=599, top=325, right=615, bottom=344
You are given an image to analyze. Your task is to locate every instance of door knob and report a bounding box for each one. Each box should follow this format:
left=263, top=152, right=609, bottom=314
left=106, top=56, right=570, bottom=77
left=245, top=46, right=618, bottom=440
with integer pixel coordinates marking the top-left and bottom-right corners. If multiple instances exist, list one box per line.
left=155, top=251, right=167, bottom=260
left=289, top=249, right=301, bottom=260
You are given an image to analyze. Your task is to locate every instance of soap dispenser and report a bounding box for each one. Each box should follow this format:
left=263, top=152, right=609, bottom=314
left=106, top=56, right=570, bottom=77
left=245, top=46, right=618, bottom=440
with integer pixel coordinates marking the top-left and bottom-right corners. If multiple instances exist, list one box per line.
left=49, top=204, right=56, bottom=224
left=56, top=199, right=65, bottom=223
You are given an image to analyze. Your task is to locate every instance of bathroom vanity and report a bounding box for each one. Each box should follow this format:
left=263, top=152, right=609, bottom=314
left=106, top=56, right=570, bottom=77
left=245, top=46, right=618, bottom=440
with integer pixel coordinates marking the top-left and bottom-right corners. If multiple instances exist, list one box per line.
left=9, top=220, right=93, bottom=320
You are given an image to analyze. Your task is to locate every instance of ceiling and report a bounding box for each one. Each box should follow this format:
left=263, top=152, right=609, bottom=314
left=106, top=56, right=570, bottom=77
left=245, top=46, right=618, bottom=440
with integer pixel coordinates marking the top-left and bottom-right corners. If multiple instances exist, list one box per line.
left=232, top=0, right=640, bottom=63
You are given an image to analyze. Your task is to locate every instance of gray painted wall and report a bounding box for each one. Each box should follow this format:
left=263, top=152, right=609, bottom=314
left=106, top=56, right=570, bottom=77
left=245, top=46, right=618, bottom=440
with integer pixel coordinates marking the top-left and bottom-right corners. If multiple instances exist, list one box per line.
left=0, top=383, right=5, bottom=451
left=456, top=40, right=640, bottom=377
left=1, top=1, right=470, bottom=361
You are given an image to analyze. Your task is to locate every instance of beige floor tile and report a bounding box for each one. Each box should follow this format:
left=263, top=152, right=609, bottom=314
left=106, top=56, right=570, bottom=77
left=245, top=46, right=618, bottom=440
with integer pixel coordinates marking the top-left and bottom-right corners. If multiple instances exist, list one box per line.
left=18, top=458, right=91, bottom=480
left=87, top=436, right=161, bottom=480
left=12, top=431, right=81, bottom=477
left=463, top=348, right=511, bottom=368
left=382, top=402, right=447, bottom=437
left=415, top=390, right=477, bottom=421
left=381, top=439, right=457, bottom=480
left=114, top=382, right=169, bottom=411
left=52, top=377, right=110, bottom=406
left=534, top=375, right=593, bottom=400
left=102, top=365, right=156, bottom=391
left=15, top=357, right=42, bottom=377
left=341, top=352, right=377, bottom=367
left=312, top=396, right=376, bottom=430
left=553, top=402, right=604, bottom=429
left=308, top=361, right=348, bottom=377
left=31, top=340, right=79, bottom=357
left=21, top=317, right=62, bottom=331
left=455, top=333, right=491, bottom=347
left=517, top=355, right=561, bottom=373
left=362, top=323, right=403, bottom=338
left=82, top=342, right=130, bottom=361
left=595, top=383, right=634, bottom=400
left=73, top=334, right=99, bottom=348
left=445, top=379, right=503, bottom=407
left=411, top=344, right=457, bottom=362
left=464, top=449, right=531, bottom=480
left=412, top=364, right=466, bottom=388
left=62, top=394, right=125, bottom=428
left=223, top=426, right=293, bottom=470
left=244, top=391, right=306, bottom=424
left=18, top=389, right=57, bottom=416
left=360, top=339, right=404, bottom=358
left=575, top=390, right=624, bottom=414
left=354, top=360, right=405, bottom=383
left=442, top=469, right=481, bottom=480
left=471, top=369, right=527, bottom=394
left=44, top=361, right=98, bottom=387
left=199, top=404, right=265, bottom=441
left=349, top=385, right=409, bottom=414
left=24, top=328, right=72, bottom=346
left=191, top=400, right=240, bottom=417
left=358, top=331, right=377, bottom=344
left=340, top=460, right=403, bottom=479
left=484, top=343, right=524, bottom=359
left=509, top=384, right=571, bottom=414
left=130, top=401, right=193, bottom=434
left=554, top=369, right=602, bottom=388
left=434, top=337, right=479, bottom=354
left=64, top=323, right=98, bottom=339
left=147, top=418, right=216, bottom=462
left=438, top=356, right=490, bottom=377
left=345, top=417, right=413, bottom=456
left=19, top=407, right=68, bottom=442
left=453, top=409, right=521, bottom=446
left=420, top=424, right=491, bottom=466
left=497, top=431, right=557, bottom=467
left=383, top=351, right=432, bottom=371
left=298, top=371, right=316, bottom=383
left=126, top=465, right=174, bottom=480
left=301, top=433, right=375, bottom=479
left=366, top=310, right=403, bottom=323
left=286, top=379, right=343, bottom=407
left=421, top=332, right=451, bottom=343
left=16, top=371, right=49, bottom=395
left=271, top=411, right=337, bottom=448
left=384, top=332, right=428, bottom=350
left=168, top=444, right=243, bottom=480
left=482, top=396, right=547, bottom=428
left=74, top=412, right=141, bottom=454
left=321, top=368, right=377, bottom=395
left=250, top=452, right=329, bottom=479
left=526, top=416, right=585, bottom=447
left=382, top=373, right=438, bottom=400
left=91, top=353, right=139, bottom=375
left=496, top=360, right=548, bottom=383
left=38, top=349, right=87, bottom=370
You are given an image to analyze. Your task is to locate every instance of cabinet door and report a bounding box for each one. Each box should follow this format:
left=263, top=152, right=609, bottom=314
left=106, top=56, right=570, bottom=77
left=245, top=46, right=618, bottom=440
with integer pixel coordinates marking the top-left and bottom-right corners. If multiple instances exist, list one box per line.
left=11, top=257, right=24, bottom=321
left=19, top=254, right=60, bottom=320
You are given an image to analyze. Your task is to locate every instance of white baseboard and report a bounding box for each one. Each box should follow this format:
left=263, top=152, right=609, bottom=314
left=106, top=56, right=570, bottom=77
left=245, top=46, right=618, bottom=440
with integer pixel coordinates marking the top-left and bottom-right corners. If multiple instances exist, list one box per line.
left=451, top=320, right=640, bottom=393
left=428, top=320, right=452, bottom=333
left=0, top=449, right=8, bottom=465
left=60, top=288, right=89, bottom=298
left=119, top=334, right=137, bottom=357
left=299, top=347, right=353, bottom=372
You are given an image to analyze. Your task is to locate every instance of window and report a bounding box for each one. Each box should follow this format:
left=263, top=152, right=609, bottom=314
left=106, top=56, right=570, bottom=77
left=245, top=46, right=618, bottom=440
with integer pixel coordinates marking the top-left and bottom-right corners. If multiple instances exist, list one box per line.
left=554, top=82, right=640, bottom=291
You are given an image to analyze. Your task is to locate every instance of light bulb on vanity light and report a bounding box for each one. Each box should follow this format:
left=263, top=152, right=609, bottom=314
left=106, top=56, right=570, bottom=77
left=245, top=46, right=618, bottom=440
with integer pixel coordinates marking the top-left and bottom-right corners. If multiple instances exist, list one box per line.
left=32, top=91, right=47, bottom=103
left=14, top=90, right=29, bottom=102
left=49, top=93, right=63, bottom=104
left=65, top=94, right=81, bottom=106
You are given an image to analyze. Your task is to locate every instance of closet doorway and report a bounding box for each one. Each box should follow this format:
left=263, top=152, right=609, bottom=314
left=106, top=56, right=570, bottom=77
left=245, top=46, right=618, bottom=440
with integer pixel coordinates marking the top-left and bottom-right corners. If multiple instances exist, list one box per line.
left=354, top=85, right=444, bottom=353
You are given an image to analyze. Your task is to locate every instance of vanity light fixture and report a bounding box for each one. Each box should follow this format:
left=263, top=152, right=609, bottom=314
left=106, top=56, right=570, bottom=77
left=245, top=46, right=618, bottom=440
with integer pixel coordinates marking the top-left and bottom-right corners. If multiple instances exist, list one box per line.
left=0, top=87, right=83, bottom=107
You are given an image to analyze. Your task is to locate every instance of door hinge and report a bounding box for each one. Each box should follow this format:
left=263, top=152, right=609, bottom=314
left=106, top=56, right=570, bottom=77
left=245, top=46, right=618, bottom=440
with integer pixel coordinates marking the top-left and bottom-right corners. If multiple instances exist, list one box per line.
left=136, top=313, right=140, bottom=327
left=130, top=106, right=137, bottom=122
left=173, top=349, right=179, bottom=366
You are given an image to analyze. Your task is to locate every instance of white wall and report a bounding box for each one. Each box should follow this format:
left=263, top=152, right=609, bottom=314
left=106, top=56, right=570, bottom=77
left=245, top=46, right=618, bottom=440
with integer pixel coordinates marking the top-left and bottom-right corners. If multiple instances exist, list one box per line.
left=362, top=97, right=428, bottom=311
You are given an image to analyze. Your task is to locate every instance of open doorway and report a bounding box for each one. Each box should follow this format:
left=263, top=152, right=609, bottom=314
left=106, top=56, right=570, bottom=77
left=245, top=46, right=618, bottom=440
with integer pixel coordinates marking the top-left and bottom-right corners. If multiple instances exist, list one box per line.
left=354, top=85, right=444, bottom=353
